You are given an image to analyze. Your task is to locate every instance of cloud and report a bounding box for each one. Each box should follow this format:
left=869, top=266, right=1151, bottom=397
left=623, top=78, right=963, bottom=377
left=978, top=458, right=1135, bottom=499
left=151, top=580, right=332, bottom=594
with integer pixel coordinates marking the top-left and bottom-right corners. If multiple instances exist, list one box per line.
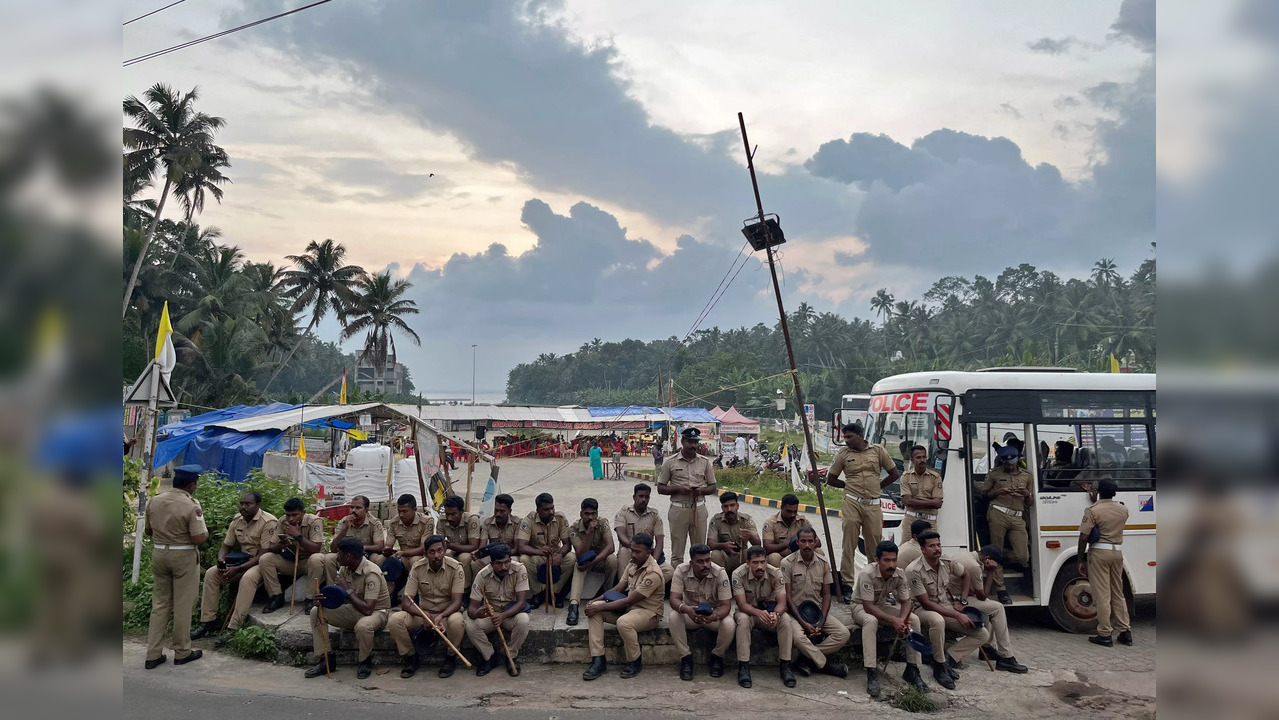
left=1109, top=0, right=1155, bottom=52
left=999, top=102, right=1024, bottom=120
left=1028, top=36, right=1078, bottom=55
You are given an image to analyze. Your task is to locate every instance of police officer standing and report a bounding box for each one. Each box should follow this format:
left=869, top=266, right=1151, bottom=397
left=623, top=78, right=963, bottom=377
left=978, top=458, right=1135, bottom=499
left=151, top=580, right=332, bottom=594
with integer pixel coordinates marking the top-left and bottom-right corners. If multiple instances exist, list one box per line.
left=658, top=427, right=717, bottom=567
left=144, top=465, right=209, bottom=669
left=978, top=446, right=1033, bottom=572
left=900, top=445, right=943, bottom=542
left=825, top=423, right=900, bottom=602
left=1079, top=479, right=1131, bottom=647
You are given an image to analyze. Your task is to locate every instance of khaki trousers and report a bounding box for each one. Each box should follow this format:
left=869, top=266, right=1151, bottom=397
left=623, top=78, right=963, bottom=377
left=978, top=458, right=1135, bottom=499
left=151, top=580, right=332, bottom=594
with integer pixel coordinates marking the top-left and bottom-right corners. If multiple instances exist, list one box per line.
left=791, top=614, right=850, bottom=668
left=312, top=604, right=386, bottom=661
left=616, top=548, right=674, bottom=583
left=968, top=597, right=1013, bottom=656
left=667, top=608, right=736, bottom=658
left=570, top=555, right=618, bottom=603
left=900, top=513, right=936, bottom=542
left=987, top=508, right=1029, bottom=565
left=734, top=611, right=797, bottom=662
left=521, top=552, right=575, bottom=596
left=851, top=604, right=922, bottom=667
left=308, top=552, right=385, bottom=586
left=840, top=498, right=883, bottom=584
left=916, top=608, right=989, bottom=662
left=587, top=607, right=660, bottom=661
left=668, top=503, right=708, bottom=566
left=710, top=549, right=745, bottom=576
left=386, top=610, right=464, bottom=655
left=914, top=609, right=949, bottom=663
left=147, top=548, right=200, bottom=661
left=1088, top=548, right=1129, bottom=636
left=257, top=551, right=312, bottom=596
left=199, top=564, right=256, bottom=630
left=464, top=612, right=529, bottom=660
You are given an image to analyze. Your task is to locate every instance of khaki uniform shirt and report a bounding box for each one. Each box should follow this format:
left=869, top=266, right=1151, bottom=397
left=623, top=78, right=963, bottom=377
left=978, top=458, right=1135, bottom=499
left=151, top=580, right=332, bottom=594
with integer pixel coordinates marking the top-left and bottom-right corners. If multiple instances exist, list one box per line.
left=1081, top=498, right=1129, bottom=545
left=480, top=516, right=519, bottom=549
left=900, top=467, right=944, bottom=513
left=856, top=565, right=911, bottom=612
left=781, top=551, right=834, bottom=605
left=657, top=453, right=716, bottom=504
left=761, top=512, right=811, bottom=548
left=145, top=487, right=207, bottom=545
left=731, top=563, right=786, bottom=607
left=672, top=562, right=732, bottom=605
left=406, top=556, right=465, bottom=613
left=339, top=557, right=391, bottom=610
left=614, top=505, right=664, bottom=540
left=620, top=555, right=666, bottom=613
left=516, top=510, right=571, bottom=551
left=222, top=509, right=278, bottom=555
left=386, top=512, right=436, bottom=553
left=272, top=513, right=325, bottom=559
left=829, top=444, right=896, bottom=499
left=896, top=538, right=922, bottom=571
left=334, top=514, right=385, bottom=548
left=981, top=467, right=1034, bottom=512
left=949, top=550, right=988, bottom=597
left=569, top=517, right=612, bottom=554
left=442, top=513, right=482, bottom=548
left=470, top=561, right=531, bottom=605
left=707, top=511, right=758, bottom=545
left=905, top=555, right=965, bottom=605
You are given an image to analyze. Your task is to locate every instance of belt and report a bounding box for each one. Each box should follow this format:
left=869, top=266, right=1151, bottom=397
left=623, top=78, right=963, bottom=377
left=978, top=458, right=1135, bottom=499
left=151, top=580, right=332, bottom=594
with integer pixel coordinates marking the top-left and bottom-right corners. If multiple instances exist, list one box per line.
left=153, top=544, right=196, bottom=550
left=991, top=505, right=1023, bottom=518
left=670, top=499, right=704, bottom=508
left=1091, top=542, right=1122, bottom=551
left=905, top=511, right=937, bottom=521
left=844, top=493, right=880, bottom=506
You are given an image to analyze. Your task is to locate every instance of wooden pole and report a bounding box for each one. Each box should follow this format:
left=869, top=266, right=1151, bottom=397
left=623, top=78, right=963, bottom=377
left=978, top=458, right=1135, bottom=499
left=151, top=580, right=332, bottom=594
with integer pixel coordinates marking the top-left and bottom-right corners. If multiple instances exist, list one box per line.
left=290, top=543, right=301, bottom=615
left=464, top=453, right=476, bottom=513
left=481, top=594, right=519, bottom=675
left=404, top=596, right=472, bottom=667
left=313, top=578, right=331, bottom=677
left=412, top=421, right=429, bottom=508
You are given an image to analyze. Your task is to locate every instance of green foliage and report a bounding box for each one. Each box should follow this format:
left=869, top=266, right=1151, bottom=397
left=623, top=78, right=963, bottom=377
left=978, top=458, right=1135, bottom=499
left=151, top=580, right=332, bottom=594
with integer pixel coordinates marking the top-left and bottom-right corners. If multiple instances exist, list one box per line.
left=123, top=455, right=144, bottom=529
left=122, top=546, right=154, bottom=633
left=715, top=467, right=821, bottom=507
left=891, top=684, right=938, bottom=712
left=193, top=468, right=320, bottom=567
left=224, top=626, right=278, bottom=660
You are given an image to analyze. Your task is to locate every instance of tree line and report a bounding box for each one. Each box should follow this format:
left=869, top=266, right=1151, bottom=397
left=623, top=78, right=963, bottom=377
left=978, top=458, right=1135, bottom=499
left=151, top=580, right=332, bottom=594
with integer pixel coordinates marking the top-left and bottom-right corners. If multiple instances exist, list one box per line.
left=506, top=256, right=1155, bottom=418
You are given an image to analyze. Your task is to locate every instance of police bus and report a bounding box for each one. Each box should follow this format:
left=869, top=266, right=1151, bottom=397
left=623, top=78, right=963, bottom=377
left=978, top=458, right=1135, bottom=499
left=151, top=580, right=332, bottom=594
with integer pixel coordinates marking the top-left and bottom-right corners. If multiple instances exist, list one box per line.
left=862, top=368, right=1155, bottom=633
left=831, top=393, right=871, bottom=442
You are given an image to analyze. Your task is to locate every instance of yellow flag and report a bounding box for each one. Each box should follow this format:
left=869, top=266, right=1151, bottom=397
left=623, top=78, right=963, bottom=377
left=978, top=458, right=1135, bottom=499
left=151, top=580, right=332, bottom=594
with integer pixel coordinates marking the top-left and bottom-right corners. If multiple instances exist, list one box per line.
left=154, top=302, right=173, bottom=359
left=297, top=435, right=307, bottom=460
left=1108, top=341, right=1120, bottom=373
left=340, top=369, right=348, bottom=404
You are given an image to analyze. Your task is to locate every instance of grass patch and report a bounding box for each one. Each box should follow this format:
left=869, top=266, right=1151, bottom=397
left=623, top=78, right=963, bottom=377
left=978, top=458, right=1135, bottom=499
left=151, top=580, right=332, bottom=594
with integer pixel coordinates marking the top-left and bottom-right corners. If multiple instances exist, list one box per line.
left=224, top=626, right=278, bottom=660
left=715, top=467, right=836, bottom=508
left=891, top=685, right=938, bottom=713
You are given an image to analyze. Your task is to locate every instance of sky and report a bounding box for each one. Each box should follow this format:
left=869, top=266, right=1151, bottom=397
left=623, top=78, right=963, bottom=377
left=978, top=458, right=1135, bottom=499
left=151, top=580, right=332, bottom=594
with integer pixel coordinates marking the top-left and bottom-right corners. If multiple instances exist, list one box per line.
left=123, top=0, right=1155, bottom=395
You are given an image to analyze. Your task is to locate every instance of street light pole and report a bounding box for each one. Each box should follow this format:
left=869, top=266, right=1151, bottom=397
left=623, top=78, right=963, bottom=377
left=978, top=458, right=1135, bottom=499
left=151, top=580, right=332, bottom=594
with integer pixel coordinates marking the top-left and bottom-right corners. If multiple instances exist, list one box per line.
left=471, top=344, right=477, bottom=404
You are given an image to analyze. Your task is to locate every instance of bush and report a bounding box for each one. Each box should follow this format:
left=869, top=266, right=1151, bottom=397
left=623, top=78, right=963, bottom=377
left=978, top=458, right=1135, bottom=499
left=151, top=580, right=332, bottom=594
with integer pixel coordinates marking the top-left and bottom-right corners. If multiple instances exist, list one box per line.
left=224, top=626, right=278, bottom=660
left=891, top=685, right=937, bottom=712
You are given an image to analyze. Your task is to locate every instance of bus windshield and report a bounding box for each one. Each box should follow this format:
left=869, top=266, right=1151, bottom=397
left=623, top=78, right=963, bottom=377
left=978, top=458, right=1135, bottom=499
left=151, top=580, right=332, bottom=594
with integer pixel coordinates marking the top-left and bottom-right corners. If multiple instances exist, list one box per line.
left=864, top=403, right=941, bottom=474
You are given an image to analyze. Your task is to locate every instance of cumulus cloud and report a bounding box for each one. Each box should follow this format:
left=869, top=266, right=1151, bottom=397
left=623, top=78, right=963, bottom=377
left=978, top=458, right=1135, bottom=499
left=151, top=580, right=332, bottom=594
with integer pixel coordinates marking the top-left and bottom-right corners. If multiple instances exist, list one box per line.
left=1028, top=36, right=1078, bottom=55
left=1109, top=0, right=1155, bottom=52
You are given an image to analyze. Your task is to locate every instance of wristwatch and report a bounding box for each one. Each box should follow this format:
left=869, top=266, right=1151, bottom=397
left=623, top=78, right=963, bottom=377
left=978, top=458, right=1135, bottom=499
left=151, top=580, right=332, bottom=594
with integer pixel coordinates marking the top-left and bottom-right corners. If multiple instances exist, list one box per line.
left=959, top=598, right=969, bottom=606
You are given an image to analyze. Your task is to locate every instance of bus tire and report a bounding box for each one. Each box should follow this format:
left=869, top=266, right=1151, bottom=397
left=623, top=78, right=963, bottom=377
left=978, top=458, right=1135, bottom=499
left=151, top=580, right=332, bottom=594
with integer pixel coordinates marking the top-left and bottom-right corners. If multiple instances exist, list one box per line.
left=1048, top=562, right=1099, bottom=634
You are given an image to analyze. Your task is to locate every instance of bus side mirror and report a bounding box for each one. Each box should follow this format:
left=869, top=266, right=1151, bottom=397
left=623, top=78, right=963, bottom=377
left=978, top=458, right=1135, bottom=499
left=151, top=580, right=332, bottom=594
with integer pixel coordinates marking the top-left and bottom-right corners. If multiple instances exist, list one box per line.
left=932, top=395, right=956, bottom=452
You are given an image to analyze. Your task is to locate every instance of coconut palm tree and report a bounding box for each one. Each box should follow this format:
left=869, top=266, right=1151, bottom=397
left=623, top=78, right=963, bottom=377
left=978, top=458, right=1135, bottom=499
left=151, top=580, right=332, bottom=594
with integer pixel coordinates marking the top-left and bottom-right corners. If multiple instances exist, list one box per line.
left=870, top=289, right=894, bottom=323
left=1091, top=258, right=1121, bottom=290
left=175, top=144, right=231, bottom=223
left=122, top=83, right=227, bottom=317
left=341, top=271, right=422, bottom=394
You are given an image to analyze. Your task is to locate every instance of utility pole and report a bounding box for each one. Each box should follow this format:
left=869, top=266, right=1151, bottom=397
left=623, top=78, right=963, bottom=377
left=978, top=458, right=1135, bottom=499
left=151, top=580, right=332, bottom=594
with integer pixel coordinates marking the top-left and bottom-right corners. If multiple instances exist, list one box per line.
left=736, top=112, right=839, bottom=584
left=471, top=344, right=477, bottom=404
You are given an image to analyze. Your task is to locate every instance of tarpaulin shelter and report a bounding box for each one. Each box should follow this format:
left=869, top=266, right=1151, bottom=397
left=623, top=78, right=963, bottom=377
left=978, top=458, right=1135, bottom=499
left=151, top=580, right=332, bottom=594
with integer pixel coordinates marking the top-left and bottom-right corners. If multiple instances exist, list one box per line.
left=712, top=405, right=761, bottom=436
left=152, top=403, right=300, bottom=481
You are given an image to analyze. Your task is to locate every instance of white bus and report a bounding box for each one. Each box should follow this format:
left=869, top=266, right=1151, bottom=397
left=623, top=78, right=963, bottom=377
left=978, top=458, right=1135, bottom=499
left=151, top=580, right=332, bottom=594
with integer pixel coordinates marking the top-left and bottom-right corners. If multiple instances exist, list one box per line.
left=831, top=393, right=871, bottom=442
left=863, top=368, right=1155, bottom=633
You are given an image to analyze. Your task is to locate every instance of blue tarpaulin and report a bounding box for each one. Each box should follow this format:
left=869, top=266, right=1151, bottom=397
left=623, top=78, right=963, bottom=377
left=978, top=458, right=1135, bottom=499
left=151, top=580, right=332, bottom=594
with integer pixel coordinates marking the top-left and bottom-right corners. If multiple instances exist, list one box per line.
left=153, top=403, right=300, bottom=480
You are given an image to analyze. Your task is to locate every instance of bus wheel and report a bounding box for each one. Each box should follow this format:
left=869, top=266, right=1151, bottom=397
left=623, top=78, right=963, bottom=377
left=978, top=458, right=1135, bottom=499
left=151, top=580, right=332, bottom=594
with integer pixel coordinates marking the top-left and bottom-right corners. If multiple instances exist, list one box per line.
left=1049, top=563, right=1099, bottom=634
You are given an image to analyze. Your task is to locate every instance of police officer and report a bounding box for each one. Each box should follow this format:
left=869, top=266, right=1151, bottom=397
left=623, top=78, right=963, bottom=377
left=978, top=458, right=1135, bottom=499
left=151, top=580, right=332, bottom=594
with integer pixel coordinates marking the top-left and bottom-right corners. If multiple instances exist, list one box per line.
left=951, top=545, right=1027, bottom=672
left=895, top=519, right=931, bottom=571
left=309, top=495, right=385, bottom=585
left=387, top=535, right=466, bottom=679
left=476, top=493, right=518, bottom=570
left=853, top=540, right=929, bottom=697
left=384, top=494, right=436, bottom=571
left=668, top=543, right=735, bottom=681
left=144, top=465, right=209, bottom=668
left=1078, top=478, right=1131, bottom=647
left=783, top=527, right=850, bottom=679
left=582, top=533, right=666, bottom=681
left=707, top=491, right=759, bottom=575
left=191, top=491, right=278, bottom=640
left=732, top=545, right=800, bottom=688
left=905, top=531, right=988, bottom=690
left=258, top=497, right=325, bottom=613
left=516, top=492, right=574, bottom=609
left=567, top=497, right=617, bottom=626
left=306, top=537, right=391, bottom=679
left=978, top=446, right=1033, bottom=571
left=439, top=496, right=482, bottom=589
left=658, top=427, right=717, bottom=567
left=761, top=494, right=813, bottom=568
left=825, top=422, right=900, bottom=601
left=464, top=543, right=531, bottom=676
left=900, top=445, right=943, bottom=542
left=614, top=483, right=673, bottom=582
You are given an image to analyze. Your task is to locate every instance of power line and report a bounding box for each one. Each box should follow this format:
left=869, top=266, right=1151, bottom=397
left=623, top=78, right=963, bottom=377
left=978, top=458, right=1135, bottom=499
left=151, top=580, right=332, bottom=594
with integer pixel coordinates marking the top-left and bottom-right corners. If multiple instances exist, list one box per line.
left=681, top=240, right=749, bottom=343
left=123, top=0, right=335, bottom=67
left=124, top=0, right=188, bottom=26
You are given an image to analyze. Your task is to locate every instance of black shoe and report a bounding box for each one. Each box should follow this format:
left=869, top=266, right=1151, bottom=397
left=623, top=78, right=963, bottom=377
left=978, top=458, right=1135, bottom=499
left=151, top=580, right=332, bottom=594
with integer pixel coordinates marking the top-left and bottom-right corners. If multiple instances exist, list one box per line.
left=1089, top=635, right=1113, bottom=647
left=903, top=663, right=927, bottom=690
left=528, top=594, right=544, bottom=611
left=621, top=656, right=643, bottom=679
left=356, top=659, right=373, bottom=679
left=566, top=603, right=579, bottom=626
left=842, top=587, right=854, bottom=604
left=145, top=654, right=166, bottom=670
left=997, top=590, right=1013, bottom=605
left=932, top=662, right=956, bottom=690
left=709, top=654, right=725, bottom=678
left=866, top=667, right=881, bottom=698
left=555, top=592, right=566, bottom=609
left=401, top=653, right=419, bottom=679
left=820, top=661, right=848, bottom=679
left=792, top=656, right=812, bottom=677
left=506, top=657, right=521, bottom=677
left=996, top=655, right=1028, bottom=673
left=981, top=644, right=999, bottom=661
left=1117, top=630, right=1133, bottom=646
left=738, top=662, right=752, bottom=688
left=305, top=654, right=336, bottom=679
left=476, top=654, right=500, bottom=677
left=174, top=650, right=203, bottom=666
left=438, top=655, right=456, bottom=678
left=262, top=594, right=286, bottom=614
left=190, top=621, right=218, bottom=640
left=213, top=632, right=233, bottom=649
left=679, top=654, right=694, bottom=681
left=583, top=655, right=607, bottom=681
left=780, top=661, right=797, bottom=687
left=946, top=653, right=963, bottom=677
left=305, top=604, right=313, bottom=615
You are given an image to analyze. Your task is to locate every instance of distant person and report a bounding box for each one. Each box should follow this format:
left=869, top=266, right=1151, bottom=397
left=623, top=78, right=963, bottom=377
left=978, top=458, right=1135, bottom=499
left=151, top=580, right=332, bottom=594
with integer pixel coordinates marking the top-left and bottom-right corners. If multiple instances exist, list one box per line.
left=589, top=443, right=604, bottom=480
left=652, top=441, right=664, bottom=470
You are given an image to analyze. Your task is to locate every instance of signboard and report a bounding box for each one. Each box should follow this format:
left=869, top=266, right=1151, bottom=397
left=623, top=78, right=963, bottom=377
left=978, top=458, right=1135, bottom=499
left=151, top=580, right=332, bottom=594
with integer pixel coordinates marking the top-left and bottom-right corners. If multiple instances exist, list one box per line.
left=804, top=403, right=815, bottom=426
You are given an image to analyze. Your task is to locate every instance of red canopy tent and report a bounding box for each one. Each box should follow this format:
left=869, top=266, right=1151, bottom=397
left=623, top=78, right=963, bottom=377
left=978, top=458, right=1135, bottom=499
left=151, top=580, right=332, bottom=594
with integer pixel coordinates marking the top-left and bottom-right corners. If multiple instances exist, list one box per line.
left=713, top=406, right=760, bottom=435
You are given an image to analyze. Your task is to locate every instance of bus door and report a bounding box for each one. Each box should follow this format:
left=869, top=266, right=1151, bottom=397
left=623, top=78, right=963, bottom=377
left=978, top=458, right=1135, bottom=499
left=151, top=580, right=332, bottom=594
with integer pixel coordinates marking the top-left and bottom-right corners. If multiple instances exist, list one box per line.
left=963, top=420, right=1038, bottom=602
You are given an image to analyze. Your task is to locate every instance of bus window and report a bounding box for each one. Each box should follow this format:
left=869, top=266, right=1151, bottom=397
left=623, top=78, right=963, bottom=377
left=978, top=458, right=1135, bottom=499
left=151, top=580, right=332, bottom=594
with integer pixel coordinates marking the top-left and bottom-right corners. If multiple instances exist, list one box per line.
left=1034, top=422, right=1154, bottom=491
